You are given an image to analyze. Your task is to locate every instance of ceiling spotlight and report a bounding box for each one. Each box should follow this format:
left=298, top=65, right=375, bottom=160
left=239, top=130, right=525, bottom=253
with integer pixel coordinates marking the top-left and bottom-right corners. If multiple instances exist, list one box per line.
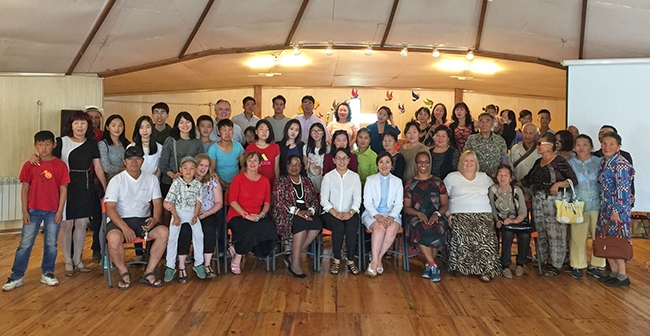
left=432, top=47, right=440, bottom=58
left=293, top=41, right=301, bottom=56
left=400, top=43, right=408, bottom=57
left=466, top=49, right=475, bottom=61
left=365, top=44, right=373, bottom=56
left=326, top=41, right=333, bottom=56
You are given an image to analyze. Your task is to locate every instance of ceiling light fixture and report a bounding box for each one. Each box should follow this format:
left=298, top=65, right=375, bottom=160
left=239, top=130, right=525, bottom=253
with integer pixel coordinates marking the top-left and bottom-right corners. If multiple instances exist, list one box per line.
left=466, top=48, right=475, bottom=61
left=325, top=41, right=334, bottom=56
left=365, top=44, right=373, bottom=56
left=293, top=41, right=301, bottom=56
left=400, top=43, right=408, bottom=57
left=432, top=47, right=441, bottom=58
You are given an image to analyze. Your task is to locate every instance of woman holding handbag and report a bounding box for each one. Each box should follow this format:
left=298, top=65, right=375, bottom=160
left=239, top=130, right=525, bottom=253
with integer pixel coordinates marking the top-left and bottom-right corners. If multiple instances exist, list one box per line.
left=489, top=164, right=530, bottom=279
left=522, top=133, right=578, bottom=278
left=568, top=135, right=606, bottom=280
left=595, top=132, right=635, bottom=287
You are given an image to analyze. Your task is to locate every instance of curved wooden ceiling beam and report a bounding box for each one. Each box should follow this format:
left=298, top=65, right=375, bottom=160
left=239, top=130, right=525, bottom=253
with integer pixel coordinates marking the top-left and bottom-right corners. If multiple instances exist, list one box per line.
left=474, top=0, right=489, bottom=51
left=66, top=0, right=117, bottom=75
left=284, top=0, right=311, bottom=46
left=179, top=0, right=216, bottom=58
left=381, top=0, right=400, bottom=47
left=579, top=0, right=589, bottom=59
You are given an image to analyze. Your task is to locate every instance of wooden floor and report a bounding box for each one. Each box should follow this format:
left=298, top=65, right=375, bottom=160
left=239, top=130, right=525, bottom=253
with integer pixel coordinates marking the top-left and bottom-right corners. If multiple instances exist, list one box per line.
left=1, top=233, right=650, bottom=336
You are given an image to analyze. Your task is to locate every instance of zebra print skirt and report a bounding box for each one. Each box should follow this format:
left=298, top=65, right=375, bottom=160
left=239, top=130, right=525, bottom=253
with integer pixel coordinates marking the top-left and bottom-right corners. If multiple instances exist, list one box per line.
left=448, top=212, right=502, bottom=278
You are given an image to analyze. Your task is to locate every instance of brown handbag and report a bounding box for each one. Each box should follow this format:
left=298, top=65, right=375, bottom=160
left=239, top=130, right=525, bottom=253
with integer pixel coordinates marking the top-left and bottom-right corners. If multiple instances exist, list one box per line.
left=593, top=222, right=633, bottom=259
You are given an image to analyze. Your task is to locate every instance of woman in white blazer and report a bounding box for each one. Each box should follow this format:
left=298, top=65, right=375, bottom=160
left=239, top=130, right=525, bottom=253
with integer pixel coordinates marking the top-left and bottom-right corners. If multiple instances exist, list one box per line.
left=362, top=151, right=404, bottom=277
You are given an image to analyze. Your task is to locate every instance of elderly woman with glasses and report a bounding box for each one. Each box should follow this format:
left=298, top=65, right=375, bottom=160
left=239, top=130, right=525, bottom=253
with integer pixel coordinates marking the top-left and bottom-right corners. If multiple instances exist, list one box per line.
left=522, top=133, right=578, bottom=278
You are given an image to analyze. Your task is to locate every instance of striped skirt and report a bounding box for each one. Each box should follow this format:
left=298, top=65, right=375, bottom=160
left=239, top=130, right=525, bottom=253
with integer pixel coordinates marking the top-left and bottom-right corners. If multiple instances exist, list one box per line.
left=448, top=212, right=502, bottom=278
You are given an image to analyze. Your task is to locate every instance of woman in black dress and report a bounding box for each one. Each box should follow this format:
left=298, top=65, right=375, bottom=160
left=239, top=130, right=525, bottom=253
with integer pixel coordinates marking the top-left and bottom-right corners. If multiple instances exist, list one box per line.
left=56, top=112, right=107, bottom=276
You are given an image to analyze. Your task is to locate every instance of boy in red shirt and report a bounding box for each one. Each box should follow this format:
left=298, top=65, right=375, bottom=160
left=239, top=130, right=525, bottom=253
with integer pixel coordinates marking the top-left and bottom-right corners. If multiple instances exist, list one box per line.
left=3, top=131, right=69, bottom=291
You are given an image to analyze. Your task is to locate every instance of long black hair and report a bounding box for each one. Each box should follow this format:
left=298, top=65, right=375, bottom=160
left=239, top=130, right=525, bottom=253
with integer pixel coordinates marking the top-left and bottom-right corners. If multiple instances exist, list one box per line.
left=280, top=119, right=303, bottom=145
left=330, top=130, right=350, bottom=153
left=306, top=123, right=327, bottom=156
left=132, top=115, right=157, bottom=155
left=170, top=111, right=197, bottom=140
left=101, top=114, right=130, bottom=147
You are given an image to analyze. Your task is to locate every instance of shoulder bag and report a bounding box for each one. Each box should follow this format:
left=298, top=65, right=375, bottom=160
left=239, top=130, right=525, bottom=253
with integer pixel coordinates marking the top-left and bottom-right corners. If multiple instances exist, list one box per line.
left=593, top=222, right=633, bottom=259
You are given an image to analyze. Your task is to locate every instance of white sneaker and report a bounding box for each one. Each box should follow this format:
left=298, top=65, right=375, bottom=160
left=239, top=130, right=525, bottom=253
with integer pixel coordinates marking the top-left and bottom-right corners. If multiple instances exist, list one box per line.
left=2, top=277, right=23, bottom=291
left=40, top=273, right=59, bottom=286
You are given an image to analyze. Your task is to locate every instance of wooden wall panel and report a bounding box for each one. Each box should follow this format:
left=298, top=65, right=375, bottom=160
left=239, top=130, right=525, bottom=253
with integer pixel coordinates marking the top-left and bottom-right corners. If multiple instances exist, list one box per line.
left=0, top=75, right=103, bottom=177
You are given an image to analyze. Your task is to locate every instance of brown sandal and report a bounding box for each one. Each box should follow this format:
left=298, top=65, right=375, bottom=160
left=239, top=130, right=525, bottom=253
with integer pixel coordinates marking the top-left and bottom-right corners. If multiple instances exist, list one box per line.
left=205, top=265, right=216, bottom=278
left=117, top=272, right=131, bottom=290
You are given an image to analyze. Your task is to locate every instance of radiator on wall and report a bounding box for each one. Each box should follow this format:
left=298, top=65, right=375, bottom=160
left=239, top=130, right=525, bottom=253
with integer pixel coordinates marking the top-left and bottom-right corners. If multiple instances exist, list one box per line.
left=0, top=177, right=22, bottom=221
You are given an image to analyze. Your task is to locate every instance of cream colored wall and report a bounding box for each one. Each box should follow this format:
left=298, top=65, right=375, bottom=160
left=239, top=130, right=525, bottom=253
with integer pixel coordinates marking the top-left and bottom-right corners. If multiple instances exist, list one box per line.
left=0, top=75, right=103, bottom=230
left=463, top=92, right=566, bottom=131
left=262, top=87, right=456, bottom=133
left=103, top=88, right=254, bottom=136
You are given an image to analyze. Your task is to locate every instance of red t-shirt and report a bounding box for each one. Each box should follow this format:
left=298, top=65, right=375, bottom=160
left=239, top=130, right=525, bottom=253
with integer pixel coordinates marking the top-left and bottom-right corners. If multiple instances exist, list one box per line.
left=226, top=173, right=271, bottom=222
left=244, top=143, right=280, bottom=186
left=18, top=158, right=70, bottom=212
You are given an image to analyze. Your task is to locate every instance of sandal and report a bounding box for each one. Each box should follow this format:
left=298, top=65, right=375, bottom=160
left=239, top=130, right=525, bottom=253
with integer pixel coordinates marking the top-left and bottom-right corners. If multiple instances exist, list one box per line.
left=347, top=261, right=360, bottom=275
left=75, top=262, right=91, bottom=273
left=117, top=272, right=131, bottom=290
left=330, top=260, right=341, bottom=275
left=365, top=265, right=377, bottom=278
left=377, top=263, right=384, bottom=275
left=139, top=272, right=163, bottom=288
left=544, top=268, right=560, bottom=278
left=205, top=265, right=216, bottom=278
left=479, top=275, right=491, bottom=282
left=65, top=263, right=74, bottom=277
left=178, top=269, right=188, bottom=284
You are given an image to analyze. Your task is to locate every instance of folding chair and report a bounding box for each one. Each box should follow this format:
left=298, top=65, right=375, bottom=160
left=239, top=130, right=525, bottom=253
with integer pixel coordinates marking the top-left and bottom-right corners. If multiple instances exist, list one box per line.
left=99, top=200, right=157, bottom=288
left=358, top=219, right=410, bottom=272
left=314, top=216, right=363, bottom=272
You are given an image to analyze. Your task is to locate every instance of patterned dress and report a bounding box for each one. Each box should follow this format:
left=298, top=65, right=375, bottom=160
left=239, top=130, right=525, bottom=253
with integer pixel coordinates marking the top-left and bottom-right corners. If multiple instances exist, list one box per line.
left=404, top=176, right=448, bottom=250
left=597, top=152, right=635, bottom=240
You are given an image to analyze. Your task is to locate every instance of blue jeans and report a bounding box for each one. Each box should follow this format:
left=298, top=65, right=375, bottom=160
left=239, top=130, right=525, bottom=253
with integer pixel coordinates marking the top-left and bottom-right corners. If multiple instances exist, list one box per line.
left=10, top=209, right=60, bottom=279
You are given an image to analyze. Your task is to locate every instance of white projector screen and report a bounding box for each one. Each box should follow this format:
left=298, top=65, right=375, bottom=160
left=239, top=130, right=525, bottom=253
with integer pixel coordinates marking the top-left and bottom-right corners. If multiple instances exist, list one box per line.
left=564, top=58, right=649, bottom=211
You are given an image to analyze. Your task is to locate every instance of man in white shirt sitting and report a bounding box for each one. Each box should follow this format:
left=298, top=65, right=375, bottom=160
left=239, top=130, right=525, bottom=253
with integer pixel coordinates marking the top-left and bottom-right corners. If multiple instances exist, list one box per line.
left=104, top=146, right=169, bottom=289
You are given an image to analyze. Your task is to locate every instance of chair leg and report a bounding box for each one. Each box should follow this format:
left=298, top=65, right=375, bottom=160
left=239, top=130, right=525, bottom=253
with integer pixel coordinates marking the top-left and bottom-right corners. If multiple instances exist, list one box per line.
left=105, top=254, right=113, bottom=288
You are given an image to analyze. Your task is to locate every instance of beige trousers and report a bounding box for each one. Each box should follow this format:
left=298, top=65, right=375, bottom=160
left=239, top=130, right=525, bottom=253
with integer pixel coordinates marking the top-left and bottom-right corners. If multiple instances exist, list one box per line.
left=570, top=210, right=606, bottom=269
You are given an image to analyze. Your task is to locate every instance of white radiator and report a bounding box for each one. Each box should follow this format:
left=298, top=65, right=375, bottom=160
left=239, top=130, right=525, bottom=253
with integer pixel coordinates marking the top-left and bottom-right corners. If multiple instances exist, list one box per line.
left=0, top=177, right=22, bottom=221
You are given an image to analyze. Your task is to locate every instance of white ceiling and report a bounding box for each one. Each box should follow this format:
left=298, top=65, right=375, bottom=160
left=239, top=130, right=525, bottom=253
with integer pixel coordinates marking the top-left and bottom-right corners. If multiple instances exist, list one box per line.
left=2, top=0, right=649, bottom=97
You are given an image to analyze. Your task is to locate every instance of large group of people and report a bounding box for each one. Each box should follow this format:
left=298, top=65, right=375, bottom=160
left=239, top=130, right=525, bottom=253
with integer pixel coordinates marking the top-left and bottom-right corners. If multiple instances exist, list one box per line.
left=2, top=96, right=637, bottom=293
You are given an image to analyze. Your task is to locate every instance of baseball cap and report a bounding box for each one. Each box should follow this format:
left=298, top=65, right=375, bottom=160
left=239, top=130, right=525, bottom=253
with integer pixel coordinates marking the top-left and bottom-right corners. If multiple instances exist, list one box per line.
left=84, top=105, right=104, bottom=115
left=124, top=146, right=144, bottom=159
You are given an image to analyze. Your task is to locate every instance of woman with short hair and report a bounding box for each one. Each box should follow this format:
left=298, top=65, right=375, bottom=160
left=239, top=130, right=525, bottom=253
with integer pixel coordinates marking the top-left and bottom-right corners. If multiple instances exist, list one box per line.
left=403, top=151, right=449, bottom=282
left=523, top=132, right=578, bottom=278
left=321, top=148, right=362, bottom=275
left=362, top=152, right=403, bottom=277
left=596, top=132, right=635, bottom=287
left=444, top=150, right=500, bottom=282
left=272, top=156, right=322, bottom=279
left=226, top=151, right=279, bottom=275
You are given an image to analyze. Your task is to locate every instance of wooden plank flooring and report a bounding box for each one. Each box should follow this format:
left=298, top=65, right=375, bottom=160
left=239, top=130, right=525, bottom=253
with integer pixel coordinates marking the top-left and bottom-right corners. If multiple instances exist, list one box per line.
left=1, top=232, right=650, bottom=335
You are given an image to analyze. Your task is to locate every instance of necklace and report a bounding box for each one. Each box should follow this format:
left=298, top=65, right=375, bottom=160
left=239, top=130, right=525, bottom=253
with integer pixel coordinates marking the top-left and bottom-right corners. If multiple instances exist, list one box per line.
left=291, top=176, right=304, bottom=200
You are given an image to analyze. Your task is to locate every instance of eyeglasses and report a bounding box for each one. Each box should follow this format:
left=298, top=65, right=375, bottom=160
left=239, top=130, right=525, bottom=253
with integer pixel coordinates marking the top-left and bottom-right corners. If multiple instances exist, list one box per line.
left=334, top=156, right=350, bottom=161
left=287, top=163, right=302, bottom=167
left=537, top=141, right=552, bottom=146
left=311, top=129, right=324, bottom=134
left=152, top=111, right=167, bottom=116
